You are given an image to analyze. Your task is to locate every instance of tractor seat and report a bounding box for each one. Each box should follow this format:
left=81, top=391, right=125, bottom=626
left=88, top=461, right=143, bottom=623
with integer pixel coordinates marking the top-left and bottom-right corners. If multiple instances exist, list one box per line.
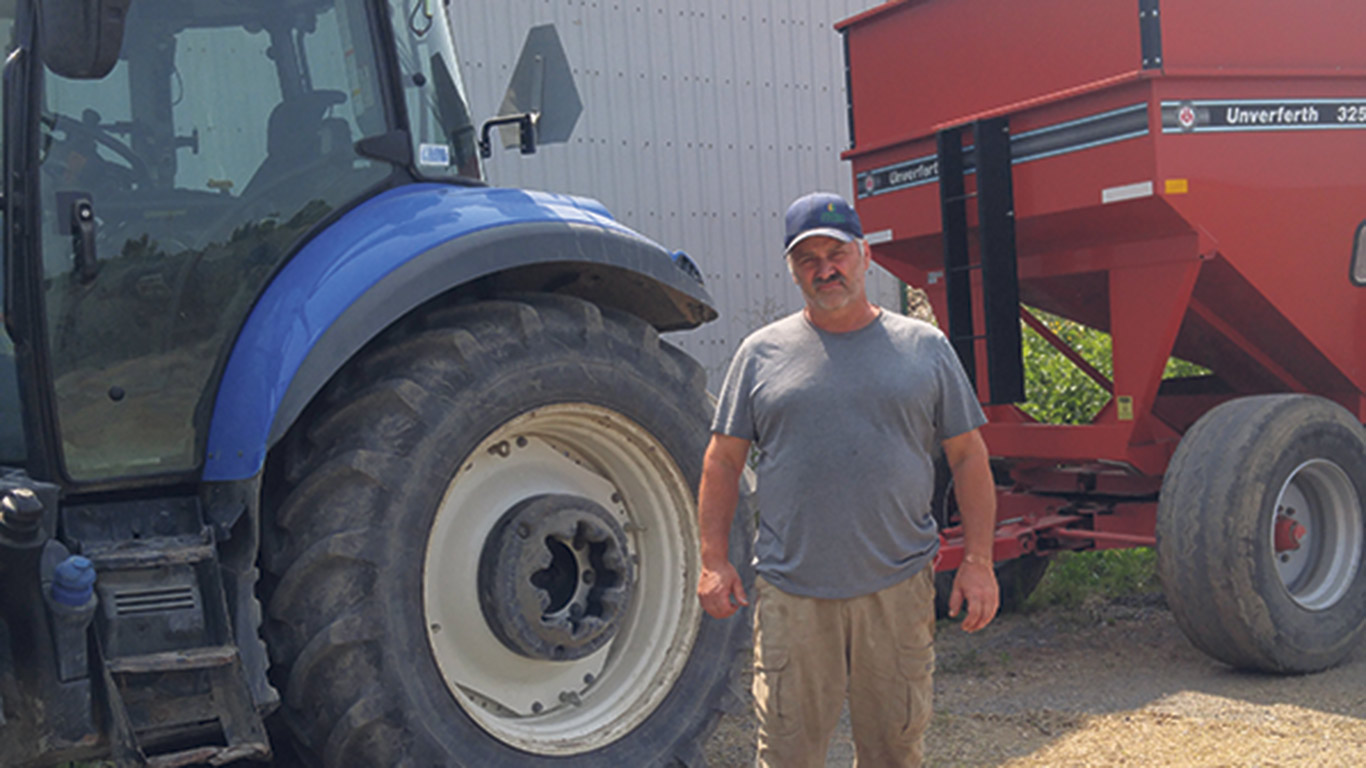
left=242, top=90, right=349, bottom=199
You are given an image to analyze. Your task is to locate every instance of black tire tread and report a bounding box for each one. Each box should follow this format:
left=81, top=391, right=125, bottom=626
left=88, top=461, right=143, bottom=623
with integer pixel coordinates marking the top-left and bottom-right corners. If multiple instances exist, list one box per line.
left=261, top=294, right=743, bottom=767
left=1156, top=394, right=1366, bottom=672
left=285, top=611, right=383, bottom=708
left=322, top=694, right=396, bottom=768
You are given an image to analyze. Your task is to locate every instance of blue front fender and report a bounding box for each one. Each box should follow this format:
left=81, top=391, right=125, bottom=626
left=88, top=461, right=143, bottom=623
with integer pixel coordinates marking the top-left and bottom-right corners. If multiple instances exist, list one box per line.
left=203, top=183, right=713, bottom=482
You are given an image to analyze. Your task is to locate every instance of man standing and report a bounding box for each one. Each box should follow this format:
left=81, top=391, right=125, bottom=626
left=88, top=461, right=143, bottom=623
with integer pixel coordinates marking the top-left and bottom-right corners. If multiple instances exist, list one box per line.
left=697, top=192, right=1000, bottom=767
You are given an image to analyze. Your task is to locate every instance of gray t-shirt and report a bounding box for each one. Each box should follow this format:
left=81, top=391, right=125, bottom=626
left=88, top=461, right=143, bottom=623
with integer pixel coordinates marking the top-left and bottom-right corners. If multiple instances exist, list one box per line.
left=712, top=310, right=987, bottom=599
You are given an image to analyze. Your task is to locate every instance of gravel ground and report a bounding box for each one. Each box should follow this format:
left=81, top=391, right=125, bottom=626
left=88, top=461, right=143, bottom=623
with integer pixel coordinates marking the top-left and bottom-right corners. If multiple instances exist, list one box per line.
left=704, top=594, right=1366, bottom=767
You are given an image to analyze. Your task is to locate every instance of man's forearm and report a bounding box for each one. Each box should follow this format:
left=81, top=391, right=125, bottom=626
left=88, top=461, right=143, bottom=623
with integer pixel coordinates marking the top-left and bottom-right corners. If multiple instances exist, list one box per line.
left=944, top=431, right=1001, bottom=631
left=698, top=460, right=742, bottom=568
left=947, top=438, right=997, bottom=562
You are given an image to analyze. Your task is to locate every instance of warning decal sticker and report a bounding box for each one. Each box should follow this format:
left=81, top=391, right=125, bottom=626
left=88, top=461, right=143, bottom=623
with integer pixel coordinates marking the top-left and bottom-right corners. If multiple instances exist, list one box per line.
left=1161, top=99, right=1366, bottom=133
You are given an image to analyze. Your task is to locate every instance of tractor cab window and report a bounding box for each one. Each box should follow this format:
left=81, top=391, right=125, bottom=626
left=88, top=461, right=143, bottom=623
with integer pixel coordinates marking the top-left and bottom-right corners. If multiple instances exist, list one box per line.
left=387, top=0, right=481, bottom=181
left=37, top=0, right=391, bottom=481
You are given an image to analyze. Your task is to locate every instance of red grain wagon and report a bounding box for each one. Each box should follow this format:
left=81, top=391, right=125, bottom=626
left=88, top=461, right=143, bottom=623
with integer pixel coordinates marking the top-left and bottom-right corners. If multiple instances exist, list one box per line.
left=839, top=0, right=1366, bottom=671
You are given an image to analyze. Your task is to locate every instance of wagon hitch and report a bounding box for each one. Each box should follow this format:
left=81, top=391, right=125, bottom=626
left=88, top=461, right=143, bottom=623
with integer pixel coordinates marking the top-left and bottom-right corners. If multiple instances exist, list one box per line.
left=935, top=492, right=1158, bottom=571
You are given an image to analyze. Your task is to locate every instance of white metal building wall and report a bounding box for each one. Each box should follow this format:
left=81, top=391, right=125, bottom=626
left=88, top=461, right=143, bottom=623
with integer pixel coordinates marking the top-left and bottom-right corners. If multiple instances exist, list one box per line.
left=450, top=1, right=895, bottom=389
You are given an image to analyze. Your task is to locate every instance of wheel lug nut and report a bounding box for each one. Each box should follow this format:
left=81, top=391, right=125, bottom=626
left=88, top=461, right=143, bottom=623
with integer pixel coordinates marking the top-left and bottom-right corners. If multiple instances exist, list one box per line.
left=582, top=569, right=595, bottom=584
left=531, top=701, right=543, bottom=714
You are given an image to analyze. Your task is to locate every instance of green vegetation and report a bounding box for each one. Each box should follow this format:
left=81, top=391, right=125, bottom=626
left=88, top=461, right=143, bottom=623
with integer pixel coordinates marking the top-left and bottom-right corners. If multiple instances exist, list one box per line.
left=1019, top=309, right=1112, bottom=425
left=1024, top=548, right=1161, bottom=610
left=1019, top=308, right=1208, bottom=425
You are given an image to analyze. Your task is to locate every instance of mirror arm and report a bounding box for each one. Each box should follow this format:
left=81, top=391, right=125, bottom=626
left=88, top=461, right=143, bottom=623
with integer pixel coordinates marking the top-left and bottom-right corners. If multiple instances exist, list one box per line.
left=528, top=55, right=544, bottom=116
left=477, top=113, right=538, bottom=159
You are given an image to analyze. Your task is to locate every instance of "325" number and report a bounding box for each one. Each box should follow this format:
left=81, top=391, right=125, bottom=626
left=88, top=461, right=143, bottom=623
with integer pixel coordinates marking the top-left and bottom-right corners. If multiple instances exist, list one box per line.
left=1336, top=105, right=1366, bottom=123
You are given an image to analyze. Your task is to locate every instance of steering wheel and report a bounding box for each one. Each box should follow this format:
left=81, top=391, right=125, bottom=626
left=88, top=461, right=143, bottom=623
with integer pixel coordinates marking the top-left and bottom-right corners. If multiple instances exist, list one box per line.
left=42, top=110, right=153, bottom=191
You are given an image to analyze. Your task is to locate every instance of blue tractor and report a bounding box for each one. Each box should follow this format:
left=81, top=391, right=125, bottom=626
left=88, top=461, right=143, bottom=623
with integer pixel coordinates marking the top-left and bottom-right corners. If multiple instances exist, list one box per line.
left=0, top=1, right=751, bottom=765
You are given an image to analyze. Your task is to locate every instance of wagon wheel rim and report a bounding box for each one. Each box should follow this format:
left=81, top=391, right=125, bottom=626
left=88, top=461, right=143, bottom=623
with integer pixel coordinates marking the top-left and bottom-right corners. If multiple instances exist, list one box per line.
left=423, top=403, right=700, bottom=755
left=1271, top=459, right=1364, bottom=610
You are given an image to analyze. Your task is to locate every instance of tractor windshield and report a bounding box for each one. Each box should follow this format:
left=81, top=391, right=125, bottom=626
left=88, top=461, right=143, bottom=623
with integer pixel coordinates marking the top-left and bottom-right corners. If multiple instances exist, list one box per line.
left=37, top=0, right=392, bottom=480
left=386, top=0, right=481, bottom=180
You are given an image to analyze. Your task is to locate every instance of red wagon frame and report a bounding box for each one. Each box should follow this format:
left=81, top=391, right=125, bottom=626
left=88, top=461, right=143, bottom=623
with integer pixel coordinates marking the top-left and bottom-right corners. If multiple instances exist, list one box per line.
left=839, top=0, right=1366, bottom=576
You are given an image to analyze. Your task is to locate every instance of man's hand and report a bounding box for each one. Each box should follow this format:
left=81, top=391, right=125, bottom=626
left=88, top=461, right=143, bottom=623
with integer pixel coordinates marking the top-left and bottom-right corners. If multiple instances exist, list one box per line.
left=698, top=560, right=748, bottom=619
left=948, top=559, right=999, bottom=632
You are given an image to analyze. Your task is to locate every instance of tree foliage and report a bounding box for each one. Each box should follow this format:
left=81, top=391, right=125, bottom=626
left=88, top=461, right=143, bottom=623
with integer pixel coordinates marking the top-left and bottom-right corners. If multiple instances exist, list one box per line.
left=1019, top=310, right=1112, bottom=425
left=1018, top=308, right=1207, bottom=425
left=899, top=289, right=1206, bottom=426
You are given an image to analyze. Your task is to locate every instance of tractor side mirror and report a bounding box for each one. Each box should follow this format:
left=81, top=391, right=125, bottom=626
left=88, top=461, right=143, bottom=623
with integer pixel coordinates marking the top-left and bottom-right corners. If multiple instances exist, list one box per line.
left=478, top=24, right=582, bottom=159
left=37, top=0, right=131, bottom=80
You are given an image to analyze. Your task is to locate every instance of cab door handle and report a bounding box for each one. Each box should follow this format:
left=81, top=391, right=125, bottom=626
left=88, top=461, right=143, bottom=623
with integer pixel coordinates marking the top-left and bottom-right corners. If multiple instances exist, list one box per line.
left=69, top=196, right=97, bottom=283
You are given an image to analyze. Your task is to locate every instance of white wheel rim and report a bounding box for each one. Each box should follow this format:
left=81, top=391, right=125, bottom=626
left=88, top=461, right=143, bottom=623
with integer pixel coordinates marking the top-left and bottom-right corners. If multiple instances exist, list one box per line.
left=423, top=404, right=701, bottom=755
left=1271, top=459, right=1363, bottom=610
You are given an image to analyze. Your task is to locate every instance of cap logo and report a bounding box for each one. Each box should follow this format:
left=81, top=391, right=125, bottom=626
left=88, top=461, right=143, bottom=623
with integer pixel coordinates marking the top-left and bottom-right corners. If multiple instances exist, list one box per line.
left=819, top=204, right=847, bottom=225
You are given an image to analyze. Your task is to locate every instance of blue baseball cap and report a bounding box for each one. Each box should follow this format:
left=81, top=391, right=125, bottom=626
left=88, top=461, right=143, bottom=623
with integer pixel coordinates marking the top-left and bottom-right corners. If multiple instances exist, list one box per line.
left=783, top=192, right=863, bottom=255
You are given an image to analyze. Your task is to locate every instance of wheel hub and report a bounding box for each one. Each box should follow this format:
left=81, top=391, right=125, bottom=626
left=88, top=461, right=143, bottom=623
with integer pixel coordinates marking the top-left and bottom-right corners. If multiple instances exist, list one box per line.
left=1273, top=513, right=1307, bottom=553
left=478, top=494, right=635, bottom=661
left=425, top=405, right=702, bottom=754
left=1272, top=459, right=1364, bottom=610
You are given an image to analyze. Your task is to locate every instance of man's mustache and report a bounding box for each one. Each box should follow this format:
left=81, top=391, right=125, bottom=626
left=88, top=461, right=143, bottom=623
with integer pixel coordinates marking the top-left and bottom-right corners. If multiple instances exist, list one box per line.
left=812, top=272, right=845, bottom=287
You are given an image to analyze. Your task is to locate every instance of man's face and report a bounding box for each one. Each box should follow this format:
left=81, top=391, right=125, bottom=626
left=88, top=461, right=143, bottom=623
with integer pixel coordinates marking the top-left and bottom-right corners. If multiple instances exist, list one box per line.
left=787, top=236, right=869, bottom=312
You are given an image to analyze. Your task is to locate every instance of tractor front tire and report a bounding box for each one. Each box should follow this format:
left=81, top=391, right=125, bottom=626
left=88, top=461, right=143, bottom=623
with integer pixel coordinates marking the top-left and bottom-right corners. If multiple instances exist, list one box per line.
left=1156, top=394, right=1366, bottom=673
left=260, top=294, right=753, bottom=766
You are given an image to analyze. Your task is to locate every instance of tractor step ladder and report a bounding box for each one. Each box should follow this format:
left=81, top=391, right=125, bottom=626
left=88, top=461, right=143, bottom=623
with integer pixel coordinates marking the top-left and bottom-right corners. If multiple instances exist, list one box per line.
left=936, top=116, right=1025, bottom=405
left=84, top=534, right=270, bottom=764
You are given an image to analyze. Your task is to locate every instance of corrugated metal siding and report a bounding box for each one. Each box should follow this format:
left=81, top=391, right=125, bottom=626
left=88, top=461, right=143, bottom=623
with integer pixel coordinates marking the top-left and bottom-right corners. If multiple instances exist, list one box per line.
left=451, top=1, right=892, bottom=389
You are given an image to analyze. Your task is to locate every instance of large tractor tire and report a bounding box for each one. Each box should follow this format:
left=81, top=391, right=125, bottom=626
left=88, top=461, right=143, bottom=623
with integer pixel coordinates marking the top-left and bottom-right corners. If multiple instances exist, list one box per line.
left=259, top=294, right=753, bottom=766
left=930, top=456, right=1048, bottom=619
left=1156, top=394, right=1366, bottom=673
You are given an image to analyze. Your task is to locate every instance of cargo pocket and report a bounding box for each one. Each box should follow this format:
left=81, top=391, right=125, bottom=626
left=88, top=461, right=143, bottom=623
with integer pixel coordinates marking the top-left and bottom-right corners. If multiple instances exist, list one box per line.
left=896, top=642, right=934, bottom=738
left=894, top=570, right=936, bottom=738
left=752, top=582, right=802, bottom=738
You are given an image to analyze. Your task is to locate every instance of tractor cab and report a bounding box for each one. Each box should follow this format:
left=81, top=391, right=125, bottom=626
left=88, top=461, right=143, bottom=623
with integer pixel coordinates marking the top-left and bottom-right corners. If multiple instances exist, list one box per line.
left=3, top=0, right=480, bottom=487
left=0, top=2, right=740, bottom=766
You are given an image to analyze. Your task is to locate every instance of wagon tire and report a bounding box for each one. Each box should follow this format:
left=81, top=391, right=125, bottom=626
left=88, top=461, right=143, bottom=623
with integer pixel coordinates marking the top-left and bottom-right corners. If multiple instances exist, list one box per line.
left=1156, top=394, right=1366, bottom=673
left=259, top=294, right=754, bottom=766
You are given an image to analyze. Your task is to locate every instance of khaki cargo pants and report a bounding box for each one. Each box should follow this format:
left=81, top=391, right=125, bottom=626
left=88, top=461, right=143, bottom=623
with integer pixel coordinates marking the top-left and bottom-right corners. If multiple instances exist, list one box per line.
left=752, top=567, right=935, bottom=768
